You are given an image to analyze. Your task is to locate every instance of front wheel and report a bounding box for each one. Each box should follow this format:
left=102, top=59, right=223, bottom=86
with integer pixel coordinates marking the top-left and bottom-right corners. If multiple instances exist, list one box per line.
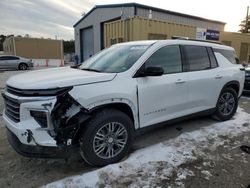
left=213, top=87, right=238, bottom=121
left=79, top=109, right=134, bottom=166
left=18, top=63, right=28, bottom=70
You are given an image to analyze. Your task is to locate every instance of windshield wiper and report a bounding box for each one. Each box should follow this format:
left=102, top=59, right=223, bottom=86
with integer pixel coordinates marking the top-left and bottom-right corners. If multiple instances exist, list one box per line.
left=81, top=68, right=101, bottom=72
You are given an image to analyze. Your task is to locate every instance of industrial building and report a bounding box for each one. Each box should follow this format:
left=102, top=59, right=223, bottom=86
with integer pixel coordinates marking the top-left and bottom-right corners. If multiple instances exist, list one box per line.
left=74, top=3, right=250, bottom=63
left=3, top=36, right=64, bottom=60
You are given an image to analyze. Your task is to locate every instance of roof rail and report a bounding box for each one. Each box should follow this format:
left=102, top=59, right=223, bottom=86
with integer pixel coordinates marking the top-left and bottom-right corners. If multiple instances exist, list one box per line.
left=173, top=37, right=223, bottom=45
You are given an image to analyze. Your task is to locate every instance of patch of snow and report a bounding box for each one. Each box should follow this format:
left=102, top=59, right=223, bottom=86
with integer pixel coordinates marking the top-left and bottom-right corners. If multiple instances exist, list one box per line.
left=44, top=107, right=250, bottom=188
left=176, top=168, right=194, bottom=180
left=175, top=168, right=194, bottom=187
left=241, top=96, right=250, bottom=100
left=202, top=161, right=214, bottom=168
left=201, top=170, right=212, bottom=180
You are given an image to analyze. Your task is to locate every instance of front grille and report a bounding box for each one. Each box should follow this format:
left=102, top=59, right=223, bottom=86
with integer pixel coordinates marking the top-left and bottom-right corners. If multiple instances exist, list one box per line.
left=6, top=86, right=24, bottom=96
left=3, top=94, right=20, bottom=123
left=6, top=85, right=73, bottom=97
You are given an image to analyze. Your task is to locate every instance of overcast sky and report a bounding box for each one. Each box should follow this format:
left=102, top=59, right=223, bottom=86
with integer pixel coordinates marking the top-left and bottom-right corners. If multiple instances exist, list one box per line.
left=0, top=0, right=249, bottom=40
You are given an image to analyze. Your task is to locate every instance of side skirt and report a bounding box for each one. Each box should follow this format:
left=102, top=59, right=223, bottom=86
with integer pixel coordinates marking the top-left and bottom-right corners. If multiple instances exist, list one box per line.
left=135, top=108, right=216, bottom=137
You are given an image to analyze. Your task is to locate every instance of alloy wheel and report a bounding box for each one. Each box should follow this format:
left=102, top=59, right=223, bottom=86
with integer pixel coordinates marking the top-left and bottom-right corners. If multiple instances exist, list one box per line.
left=93, top=122, right=128, bottom=159
left=218, top=92, right=235, bottom=116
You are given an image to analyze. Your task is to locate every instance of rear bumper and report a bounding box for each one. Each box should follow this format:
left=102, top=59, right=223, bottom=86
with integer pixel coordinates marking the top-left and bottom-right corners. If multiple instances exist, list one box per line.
left=7, top=128, right=76, bottom=158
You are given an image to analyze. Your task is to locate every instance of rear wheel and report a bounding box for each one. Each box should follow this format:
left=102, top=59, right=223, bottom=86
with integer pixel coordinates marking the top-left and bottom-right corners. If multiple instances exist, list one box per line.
left=213, top=87, right=238, bottom=121
left=18, top=63, right=28, bottom=70
left=79, top=109, right=134, bottom=166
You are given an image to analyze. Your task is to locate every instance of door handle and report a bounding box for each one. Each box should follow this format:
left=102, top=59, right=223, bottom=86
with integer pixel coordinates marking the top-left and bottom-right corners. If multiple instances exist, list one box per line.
left=175, top=79, right=186, bottom=84
left=215, top=75, right=223, bottom=79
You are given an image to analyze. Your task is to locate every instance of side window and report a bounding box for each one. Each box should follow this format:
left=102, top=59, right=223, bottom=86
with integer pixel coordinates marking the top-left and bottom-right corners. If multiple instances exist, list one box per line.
left=213, top=48, right=237, bottom=64
left=6, top=56, right=19, bottom=60
left=0, top=56, right=7, bottom=61
left=182, top=45, right=210, bottom=71
left=5, top=56, right=12, bottom=60
left=207, top=47, right=218, bottom=68
left=145, top=45, right=182, bottom=74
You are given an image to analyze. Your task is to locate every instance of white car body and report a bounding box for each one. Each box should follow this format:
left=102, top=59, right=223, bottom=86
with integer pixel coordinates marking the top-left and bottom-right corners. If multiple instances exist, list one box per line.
left=2, top=40, right=245, bottom=163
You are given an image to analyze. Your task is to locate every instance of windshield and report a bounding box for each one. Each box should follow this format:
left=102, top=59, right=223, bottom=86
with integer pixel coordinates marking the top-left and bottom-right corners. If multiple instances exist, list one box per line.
left=79, top=44, right=150, bottom=73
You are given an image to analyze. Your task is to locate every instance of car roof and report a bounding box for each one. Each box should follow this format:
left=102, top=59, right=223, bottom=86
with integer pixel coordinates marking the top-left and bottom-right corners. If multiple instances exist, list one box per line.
left=0, top=55, right=23, bottom=59
left=114, top=39, right=234, bottom=51
left=114, top=40, right=157, bottom=46
left=0, top=55, right=18, bottom=57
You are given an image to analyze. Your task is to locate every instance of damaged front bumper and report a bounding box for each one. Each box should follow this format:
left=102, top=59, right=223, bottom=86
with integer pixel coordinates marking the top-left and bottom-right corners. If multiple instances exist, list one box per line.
left=6, top=128, right=76, bottom=158
left=2, top=86, right=90, bottom=158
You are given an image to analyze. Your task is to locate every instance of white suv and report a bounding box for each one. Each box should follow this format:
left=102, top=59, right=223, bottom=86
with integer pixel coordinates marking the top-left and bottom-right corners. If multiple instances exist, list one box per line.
left=2, top=40, right=245, bottom=166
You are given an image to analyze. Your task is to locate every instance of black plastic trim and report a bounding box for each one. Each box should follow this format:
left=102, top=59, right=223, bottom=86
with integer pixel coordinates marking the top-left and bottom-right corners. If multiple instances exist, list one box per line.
left=135, top=108, right=216, bottom=136
left=6, top=86, right=73, bottom=97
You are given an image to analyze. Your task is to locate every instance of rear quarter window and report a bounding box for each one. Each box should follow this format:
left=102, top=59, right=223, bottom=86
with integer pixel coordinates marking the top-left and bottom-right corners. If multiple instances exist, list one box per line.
left=213, top=48, right=238, bottom=64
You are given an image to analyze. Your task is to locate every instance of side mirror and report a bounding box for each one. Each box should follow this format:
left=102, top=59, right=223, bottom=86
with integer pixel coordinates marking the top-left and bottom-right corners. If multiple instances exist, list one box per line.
left=143, top=66, right=164, bottom=76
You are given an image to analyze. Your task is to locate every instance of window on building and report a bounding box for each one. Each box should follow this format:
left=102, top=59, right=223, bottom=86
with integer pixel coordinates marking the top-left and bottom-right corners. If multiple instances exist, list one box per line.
left=182, top=45, right=210, bottom=71
left=145, top=45, right=182, bottom=74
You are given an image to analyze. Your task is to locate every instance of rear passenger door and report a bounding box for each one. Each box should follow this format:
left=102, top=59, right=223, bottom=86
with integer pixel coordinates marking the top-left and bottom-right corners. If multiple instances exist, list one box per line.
left=0, top=56, right=8, bottom=69
left=7, top=56, right=19, bottom=69
left=181, top=45, right=222, bottom=112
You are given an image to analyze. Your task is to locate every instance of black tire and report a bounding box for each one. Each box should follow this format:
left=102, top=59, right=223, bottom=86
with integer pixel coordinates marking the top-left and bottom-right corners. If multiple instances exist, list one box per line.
left=19, top=63, right=28, bottom=70
left=79, top=108, right=134, bottom=166
left=213, top=87, right=238, bottom=121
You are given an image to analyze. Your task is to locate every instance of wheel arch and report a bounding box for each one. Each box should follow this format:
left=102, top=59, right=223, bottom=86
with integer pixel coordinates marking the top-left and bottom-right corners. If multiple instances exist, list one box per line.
left=71, top=101, right=138, bottom=144
left=221, top=81, right=240, bottom=96
left=88, top=102, right=136, bottom=128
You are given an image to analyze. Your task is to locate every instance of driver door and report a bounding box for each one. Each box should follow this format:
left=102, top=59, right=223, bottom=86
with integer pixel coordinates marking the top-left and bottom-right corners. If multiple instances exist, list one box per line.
left=136, top=45, right=189, bottom=128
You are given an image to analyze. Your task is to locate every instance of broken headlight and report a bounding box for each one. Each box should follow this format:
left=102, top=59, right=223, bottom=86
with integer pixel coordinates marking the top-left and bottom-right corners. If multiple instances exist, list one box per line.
left=30, top=110, right=48, bottom=128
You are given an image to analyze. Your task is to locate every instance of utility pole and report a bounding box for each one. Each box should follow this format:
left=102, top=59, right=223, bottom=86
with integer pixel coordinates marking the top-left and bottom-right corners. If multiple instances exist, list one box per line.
left=246, top=6, right=249, bottom=33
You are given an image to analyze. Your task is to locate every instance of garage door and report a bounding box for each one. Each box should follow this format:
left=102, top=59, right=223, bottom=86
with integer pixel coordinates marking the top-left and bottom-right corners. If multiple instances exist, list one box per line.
left=80, top=27, right=94, bottom=62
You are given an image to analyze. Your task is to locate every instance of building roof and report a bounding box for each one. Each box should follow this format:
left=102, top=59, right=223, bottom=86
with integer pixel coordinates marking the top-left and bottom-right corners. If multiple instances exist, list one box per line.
left=73, top=2, right=226, bottom=27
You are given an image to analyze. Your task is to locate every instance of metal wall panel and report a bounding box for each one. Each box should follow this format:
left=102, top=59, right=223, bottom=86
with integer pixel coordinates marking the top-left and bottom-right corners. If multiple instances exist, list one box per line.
left=220, top=32, right=250, bottom=62
left=104, top=17, right=196, bottom=47
left=3, top=36, right=63, bottom=59
left=136, top=8, right=224, bottom=31
left=104, top=17, right=250, bottom=63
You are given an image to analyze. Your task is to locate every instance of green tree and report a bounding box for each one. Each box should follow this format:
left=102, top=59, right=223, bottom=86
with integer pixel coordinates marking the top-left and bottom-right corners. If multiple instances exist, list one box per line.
left=239, top=15, right=250, bottom=33
left=0, top=35, right=7, bottom=51
left=63, top=40, right=75, bottom=54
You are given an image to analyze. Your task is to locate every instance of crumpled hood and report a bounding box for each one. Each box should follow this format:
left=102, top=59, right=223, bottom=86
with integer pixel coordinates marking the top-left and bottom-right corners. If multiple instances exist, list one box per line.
left=6, top=67, right=117, bottom=89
